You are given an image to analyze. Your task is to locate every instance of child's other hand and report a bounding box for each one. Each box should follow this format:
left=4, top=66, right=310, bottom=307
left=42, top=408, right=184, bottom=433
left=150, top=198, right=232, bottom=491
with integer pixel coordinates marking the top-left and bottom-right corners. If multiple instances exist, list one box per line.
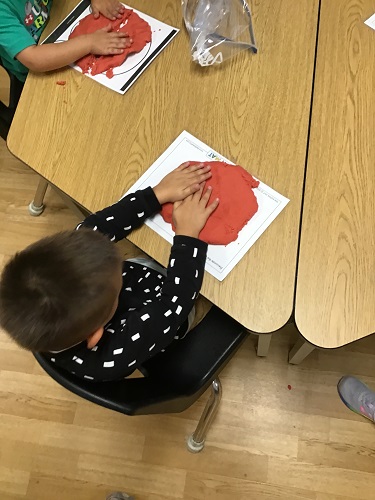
left=153, top=162, right=212, bottom=205
left=89, top=24, right=131, bottom=55
left=91, top=0, right=125, bottom=20
left=172, top=185, right=219, bottom=239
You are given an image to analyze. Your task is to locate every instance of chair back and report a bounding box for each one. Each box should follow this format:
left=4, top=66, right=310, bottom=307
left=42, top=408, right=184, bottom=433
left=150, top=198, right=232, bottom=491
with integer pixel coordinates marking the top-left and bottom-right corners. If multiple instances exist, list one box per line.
left=0, top=58, right=24, bottom=140
left=34, top=307, right=247, bottom=416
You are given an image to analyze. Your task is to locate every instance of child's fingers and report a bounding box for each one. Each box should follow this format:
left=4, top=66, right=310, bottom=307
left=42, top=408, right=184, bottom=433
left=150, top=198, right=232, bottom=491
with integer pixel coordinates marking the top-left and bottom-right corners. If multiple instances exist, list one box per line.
left=100, top=24, right=112, bottom=33
left=109, top=40, right=127, bottom=49
left=100, top=5, right=115, bottom=20
left=194, top=170, right=212, bottom=184
left=112, top=38, right=131, bottom=49
left=184, top=193, right=195, bottom=203
left=186, top=162, right=204, bottom=173
left=114, top=32, right=130, bottom=38
left=112, top=0, right=124, bottom=11
left=174, top=193, right=193, bottom=210
left=176, top=161, right=191, bottom=171
left=192, top=183, right=205, bottom=201
left=185, top=183, right=201, bottom=196
left=108, top=34, right=130, bottom=48
left=105, top=5, right=118, bottom=20
left=183, top=178, right=210, bottom=197
left=188, top=164, right=212, bottom=179
left=109, top=9, right=121, bottom=20
left=109, top=34, right=130, bottom=46
left=107, top=48, right=124, bottom=54
left=205, top=197, right=220, bottom=215
left=189, top=165, right=211, bottom=185
left=200, top=185, right=212, bottom=205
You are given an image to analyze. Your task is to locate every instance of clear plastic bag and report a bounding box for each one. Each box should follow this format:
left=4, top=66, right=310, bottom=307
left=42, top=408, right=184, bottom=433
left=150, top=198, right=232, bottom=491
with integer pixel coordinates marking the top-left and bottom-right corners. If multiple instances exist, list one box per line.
left=182, top=0, right=257, bottom=66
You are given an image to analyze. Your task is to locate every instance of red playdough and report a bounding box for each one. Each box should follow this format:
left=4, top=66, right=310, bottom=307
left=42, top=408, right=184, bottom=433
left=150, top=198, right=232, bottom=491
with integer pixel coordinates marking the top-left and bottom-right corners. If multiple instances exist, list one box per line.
left=69, top=9, right=151, bottom=78
left=161, top=161, right=260, bottom=245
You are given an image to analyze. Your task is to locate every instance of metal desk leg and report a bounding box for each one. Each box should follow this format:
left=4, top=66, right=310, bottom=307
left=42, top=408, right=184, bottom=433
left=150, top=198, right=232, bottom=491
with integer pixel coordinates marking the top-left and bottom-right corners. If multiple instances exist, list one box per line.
left=28, top=179, right=89, bottom=219
left=29, top=178, right=48, bottom=216
left=256, top=333, right=272, bottom=357
left=289, top=338, right=315, bottom=364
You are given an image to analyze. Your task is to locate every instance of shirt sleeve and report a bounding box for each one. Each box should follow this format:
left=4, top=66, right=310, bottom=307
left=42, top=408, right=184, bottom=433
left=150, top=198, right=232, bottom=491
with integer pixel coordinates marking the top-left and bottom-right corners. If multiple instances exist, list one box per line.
left=48, top=236, right=208, bottom=381
left=0, top=11, right=36, bottom=60
left=76, top=187, right=161, bottom=242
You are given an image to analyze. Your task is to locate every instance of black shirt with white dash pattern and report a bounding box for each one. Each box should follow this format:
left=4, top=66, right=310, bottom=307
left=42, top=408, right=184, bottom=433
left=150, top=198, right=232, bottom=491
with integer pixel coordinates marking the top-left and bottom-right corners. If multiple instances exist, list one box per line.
left=45, top=187, right=207, bottom=381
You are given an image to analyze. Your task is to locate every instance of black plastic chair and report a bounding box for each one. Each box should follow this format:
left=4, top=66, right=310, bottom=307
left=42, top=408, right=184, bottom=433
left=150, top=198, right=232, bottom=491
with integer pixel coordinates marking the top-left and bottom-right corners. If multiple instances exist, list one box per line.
left=0, top=60, right=24, bottom=141
left=34, top=306, right=247, bottom=452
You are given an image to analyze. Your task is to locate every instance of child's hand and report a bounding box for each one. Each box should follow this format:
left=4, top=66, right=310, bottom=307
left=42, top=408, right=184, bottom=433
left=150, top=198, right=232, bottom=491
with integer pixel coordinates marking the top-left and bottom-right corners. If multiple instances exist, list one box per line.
left=91, top=0, right=125, bottom=20
left=88, top=24, right=131, bottom=55
left=172, top=185, right=219, bottom=239
left=153, top=162, right=212, bottom=205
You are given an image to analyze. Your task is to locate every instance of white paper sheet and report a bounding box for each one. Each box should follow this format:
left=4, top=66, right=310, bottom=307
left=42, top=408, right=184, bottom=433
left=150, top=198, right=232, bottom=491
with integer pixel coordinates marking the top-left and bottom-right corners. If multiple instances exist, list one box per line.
left=364, top=13, right=375, bottom=30
left=43, top=0, right=179, bottom=94
left=124, top=131, right=289, bottom=281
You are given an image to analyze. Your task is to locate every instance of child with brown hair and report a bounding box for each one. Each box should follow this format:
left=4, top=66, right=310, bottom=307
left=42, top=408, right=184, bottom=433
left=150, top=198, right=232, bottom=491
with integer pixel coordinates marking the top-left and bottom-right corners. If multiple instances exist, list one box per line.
left=0, top=162, right=219, bottom=381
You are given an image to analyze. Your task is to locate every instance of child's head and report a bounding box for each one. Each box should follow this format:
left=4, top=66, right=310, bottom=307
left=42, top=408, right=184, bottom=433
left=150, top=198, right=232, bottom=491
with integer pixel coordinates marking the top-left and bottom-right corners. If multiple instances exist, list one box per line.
left=0, top=229, right=123, bottom=352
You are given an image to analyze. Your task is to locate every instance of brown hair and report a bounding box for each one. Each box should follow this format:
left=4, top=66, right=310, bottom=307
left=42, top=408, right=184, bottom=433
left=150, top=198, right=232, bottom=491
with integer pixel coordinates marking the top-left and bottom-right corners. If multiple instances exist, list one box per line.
left=0, top=229, right=122, bottom=351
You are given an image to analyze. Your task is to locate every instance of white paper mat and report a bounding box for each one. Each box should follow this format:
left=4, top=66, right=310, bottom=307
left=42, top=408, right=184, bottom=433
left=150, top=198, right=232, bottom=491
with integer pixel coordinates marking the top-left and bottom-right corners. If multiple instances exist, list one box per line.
left=124, top=131, right=289, bottom=281
left=43, top=0, right=178, bottom=94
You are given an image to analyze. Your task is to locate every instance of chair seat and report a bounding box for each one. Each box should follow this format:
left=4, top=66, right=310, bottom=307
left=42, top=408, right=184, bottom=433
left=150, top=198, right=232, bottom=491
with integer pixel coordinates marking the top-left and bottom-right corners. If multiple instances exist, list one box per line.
left=34, top=307, right=247, bottom=416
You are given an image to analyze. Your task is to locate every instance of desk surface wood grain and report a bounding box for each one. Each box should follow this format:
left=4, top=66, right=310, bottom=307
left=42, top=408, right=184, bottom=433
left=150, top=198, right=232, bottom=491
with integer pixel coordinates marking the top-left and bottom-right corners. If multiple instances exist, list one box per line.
left=8, top=0, right=319, bottom=332
left=296, top=0, right=375, bottom=347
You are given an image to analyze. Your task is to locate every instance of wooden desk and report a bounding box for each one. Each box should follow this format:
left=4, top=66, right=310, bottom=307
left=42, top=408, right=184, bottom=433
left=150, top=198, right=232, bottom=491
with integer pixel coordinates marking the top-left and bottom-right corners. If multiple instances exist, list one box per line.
left=292, top=0, right=375, bottom=361
left=8, top=0, right=319, bottom=335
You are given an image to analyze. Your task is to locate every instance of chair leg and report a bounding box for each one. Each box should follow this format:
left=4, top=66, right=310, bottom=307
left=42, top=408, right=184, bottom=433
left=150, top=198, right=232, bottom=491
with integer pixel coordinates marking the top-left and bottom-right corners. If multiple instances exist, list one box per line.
left=187, top=378, right=222, bottom=453
left=28, top=178, right=48, bottom=216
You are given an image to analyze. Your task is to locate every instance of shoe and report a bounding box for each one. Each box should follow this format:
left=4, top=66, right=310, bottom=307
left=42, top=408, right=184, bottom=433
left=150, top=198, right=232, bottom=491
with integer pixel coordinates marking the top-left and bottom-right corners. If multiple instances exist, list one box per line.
left=337, top=376, right=375, bottom=422
left=106, top=493, right=135, bottom=500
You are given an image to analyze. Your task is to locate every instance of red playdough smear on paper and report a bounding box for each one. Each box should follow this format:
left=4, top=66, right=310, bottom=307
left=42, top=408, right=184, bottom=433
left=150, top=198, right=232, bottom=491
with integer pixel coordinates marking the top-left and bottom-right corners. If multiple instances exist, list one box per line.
left=161, top=161, right=260, bottom=245
left=69, top=9, right=151, bottom=78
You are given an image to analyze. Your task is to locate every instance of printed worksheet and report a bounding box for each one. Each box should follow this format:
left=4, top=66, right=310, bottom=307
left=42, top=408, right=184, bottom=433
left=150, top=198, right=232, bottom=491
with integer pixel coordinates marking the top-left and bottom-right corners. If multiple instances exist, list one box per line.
left=43, top=0, right=179, bottom=94
left=124, top=131, right=289, bottom=281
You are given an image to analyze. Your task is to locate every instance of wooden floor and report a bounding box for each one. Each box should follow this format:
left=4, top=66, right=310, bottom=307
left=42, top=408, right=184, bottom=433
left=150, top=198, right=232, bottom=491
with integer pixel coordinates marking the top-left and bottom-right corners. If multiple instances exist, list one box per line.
left=1, top=76, right=375, bottom=500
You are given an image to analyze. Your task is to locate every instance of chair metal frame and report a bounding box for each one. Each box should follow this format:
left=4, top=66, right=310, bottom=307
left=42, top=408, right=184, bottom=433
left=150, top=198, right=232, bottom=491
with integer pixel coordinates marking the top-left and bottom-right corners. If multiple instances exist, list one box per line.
left=34, top=307, right=247, bottom=452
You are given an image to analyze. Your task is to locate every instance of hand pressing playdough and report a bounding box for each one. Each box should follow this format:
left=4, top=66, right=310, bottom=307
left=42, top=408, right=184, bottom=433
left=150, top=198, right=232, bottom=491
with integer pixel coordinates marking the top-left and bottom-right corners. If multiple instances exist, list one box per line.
left=161, top=161, right=259, bottom=245
left=69, top=8, right=152, bottom=78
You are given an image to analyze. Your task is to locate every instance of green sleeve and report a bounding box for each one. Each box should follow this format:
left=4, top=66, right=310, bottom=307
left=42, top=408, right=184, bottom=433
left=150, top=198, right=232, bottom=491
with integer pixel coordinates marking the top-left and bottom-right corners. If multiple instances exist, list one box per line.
left=0, top=10, right=36, bottom=61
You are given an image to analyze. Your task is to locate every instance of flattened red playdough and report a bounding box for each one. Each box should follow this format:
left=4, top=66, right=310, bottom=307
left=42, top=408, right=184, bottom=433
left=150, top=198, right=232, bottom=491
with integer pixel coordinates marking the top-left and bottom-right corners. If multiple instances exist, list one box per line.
left=161, top=161, right=260, bottom=245
left=69, top=9, right=151, bottom=78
